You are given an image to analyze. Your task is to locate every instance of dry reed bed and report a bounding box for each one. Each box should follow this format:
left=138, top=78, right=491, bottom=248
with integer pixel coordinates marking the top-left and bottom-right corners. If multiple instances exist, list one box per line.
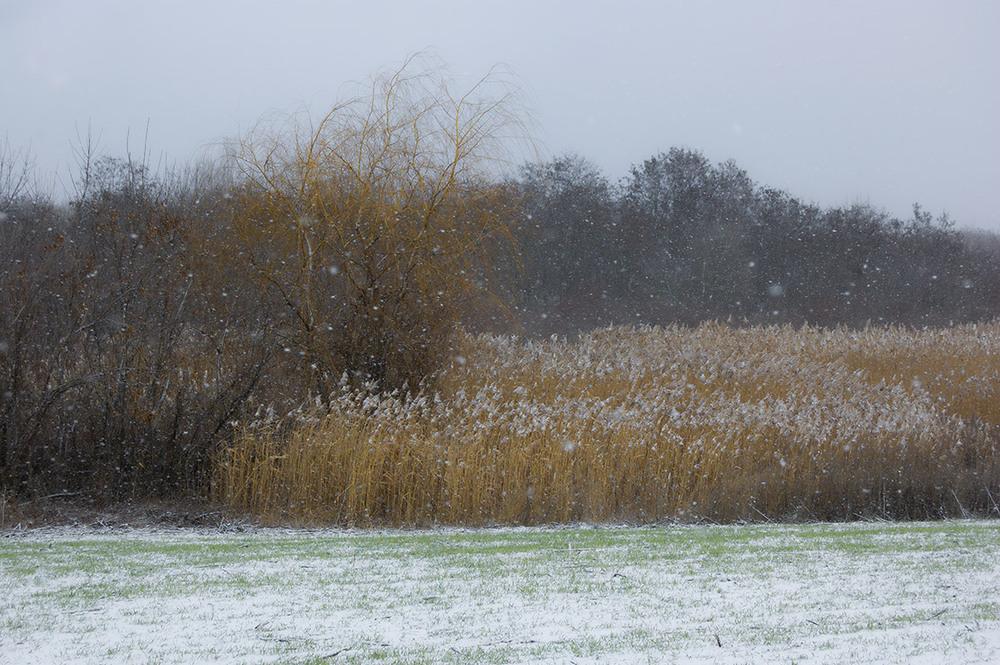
left=217, top=323, right=1000, bottom=525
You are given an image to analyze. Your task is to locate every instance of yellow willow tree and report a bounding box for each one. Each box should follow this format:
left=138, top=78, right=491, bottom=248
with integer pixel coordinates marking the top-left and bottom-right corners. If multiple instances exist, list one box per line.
left=227, top=56, right=530, bottom=397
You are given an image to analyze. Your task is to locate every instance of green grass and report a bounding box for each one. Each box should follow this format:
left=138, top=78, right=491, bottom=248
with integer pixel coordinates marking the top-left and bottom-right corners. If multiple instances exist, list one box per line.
left=2, top=521, right=999, bottom=664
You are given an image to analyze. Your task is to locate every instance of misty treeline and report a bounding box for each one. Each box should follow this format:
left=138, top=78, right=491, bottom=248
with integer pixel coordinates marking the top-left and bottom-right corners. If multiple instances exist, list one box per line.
left=514, top=150, right=1000, bottom=334
left=3, top=133, right=1000, bottom=503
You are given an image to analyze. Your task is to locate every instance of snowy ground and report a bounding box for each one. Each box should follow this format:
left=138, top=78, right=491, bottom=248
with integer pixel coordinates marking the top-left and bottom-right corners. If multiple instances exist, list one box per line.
left=2, top=520, right=998, bottom=664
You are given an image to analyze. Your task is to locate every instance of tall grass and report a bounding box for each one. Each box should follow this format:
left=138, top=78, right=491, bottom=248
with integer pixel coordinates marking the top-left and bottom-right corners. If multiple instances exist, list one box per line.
left=216, top=323, right=1000, bottom=525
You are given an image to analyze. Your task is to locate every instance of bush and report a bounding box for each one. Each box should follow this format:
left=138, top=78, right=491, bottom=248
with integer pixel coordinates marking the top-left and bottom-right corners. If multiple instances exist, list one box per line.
left=0, top=157, right=271, bottom=501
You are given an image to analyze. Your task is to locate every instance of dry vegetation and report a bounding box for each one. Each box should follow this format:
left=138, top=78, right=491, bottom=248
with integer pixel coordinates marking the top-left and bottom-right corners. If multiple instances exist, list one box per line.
left=6, top=59, right=1000, bottom=522
left=216, top=322, right=1000, bottom=525
left=0, top=57, right=526, bottom=505
left=226, top=54, right=527, bottom=396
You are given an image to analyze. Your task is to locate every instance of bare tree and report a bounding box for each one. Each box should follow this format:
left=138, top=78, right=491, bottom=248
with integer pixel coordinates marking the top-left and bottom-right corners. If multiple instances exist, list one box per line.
left=227, top=55, right=531, bottom=395
left=0, top=135, right=35, bottom=209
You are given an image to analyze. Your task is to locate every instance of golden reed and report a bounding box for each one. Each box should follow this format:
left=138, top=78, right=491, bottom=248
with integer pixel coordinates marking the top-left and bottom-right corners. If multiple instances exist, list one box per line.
left=216, top=323, right=1000, bottom=525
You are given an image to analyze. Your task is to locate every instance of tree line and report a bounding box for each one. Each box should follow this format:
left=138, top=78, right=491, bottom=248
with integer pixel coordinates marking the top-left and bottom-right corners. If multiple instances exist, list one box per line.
left=512, top=150, right=1000, bottom=334
left=2, top=61, right=1000, bottom=504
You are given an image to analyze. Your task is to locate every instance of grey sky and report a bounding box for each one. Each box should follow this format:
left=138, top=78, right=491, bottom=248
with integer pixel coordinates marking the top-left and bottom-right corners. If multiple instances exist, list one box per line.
left=2, top=0, right=998, bottom=230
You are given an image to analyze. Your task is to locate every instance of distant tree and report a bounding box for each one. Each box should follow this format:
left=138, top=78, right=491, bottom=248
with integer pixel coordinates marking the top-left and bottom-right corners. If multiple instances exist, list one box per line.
left=621, top=149, right=712, bottom=304
left=0, top=135, right=35, bottom=209
left=960, top=229, right=1000, bottom=321
left=890, top=205, right=969, bottom=324
left=515, top=154, right=623, bottom=331
left=620, top=148, right=757, bottom=321
left=743, top=187, right=819, bottom=321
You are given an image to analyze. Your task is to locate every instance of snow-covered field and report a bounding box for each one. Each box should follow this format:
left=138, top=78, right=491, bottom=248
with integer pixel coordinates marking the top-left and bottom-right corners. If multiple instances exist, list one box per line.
left=2, top=520, right=998, bottom=664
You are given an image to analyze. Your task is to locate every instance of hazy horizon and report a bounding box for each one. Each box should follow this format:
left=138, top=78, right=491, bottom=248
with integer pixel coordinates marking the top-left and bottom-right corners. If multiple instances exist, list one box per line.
left=3, top=0, right=998, bottom=230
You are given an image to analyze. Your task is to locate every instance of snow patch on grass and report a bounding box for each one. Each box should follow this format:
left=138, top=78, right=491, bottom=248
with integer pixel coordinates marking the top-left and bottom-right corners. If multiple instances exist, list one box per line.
left=2, top=521, right=999, bottom=664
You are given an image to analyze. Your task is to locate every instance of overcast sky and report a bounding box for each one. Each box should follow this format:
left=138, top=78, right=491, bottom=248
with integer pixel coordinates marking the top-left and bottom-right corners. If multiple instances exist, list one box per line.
left=3, top=0, right=998, bottom=230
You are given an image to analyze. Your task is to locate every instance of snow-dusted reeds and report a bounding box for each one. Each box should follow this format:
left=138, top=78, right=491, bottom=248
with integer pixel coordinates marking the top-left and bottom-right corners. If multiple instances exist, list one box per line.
left=216, top=323, right=1000, bottom=525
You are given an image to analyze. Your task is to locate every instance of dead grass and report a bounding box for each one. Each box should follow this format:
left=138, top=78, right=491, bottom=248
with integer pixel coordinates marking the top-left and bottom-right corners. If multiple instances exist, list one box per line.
left=215, top=323, right=1000, bottom=525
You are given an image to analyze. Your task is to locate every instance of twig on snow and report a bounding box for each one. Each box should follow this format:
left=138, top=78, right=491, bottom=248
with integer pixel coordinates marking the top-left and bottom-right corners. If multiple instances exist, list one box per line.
left=320, top=648, right=348, bottom=659
left=18, top=491, right=84, bottom=505
left=984, top=486, right=1000, bottom=516
left=951, top=490, right=970, bottom=518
